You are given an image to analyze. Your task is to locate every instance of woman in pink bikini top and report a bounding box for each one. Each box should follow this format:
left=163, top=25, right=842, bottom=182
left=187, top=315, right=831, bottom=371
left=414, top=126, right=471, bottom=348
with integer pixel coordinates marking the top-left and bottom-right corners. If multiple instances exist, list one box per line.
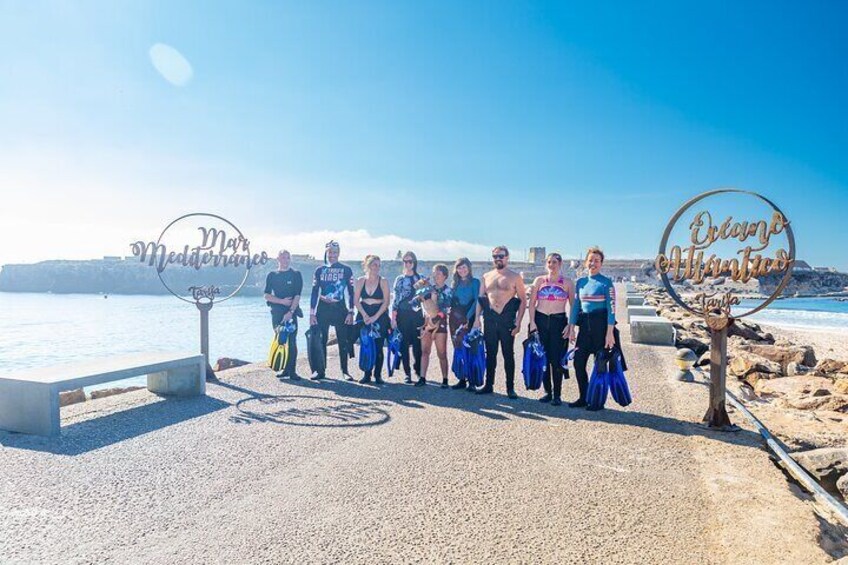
left=527, top=253, right=575, bottom=405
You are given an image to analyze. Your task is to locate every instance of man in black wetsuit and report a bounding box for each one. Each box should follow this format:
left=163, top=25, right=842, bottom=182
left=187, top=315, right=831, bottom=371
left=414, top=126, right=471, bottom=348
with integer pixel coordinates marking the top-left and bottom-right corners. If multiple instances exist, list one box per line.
left=474, top=246, right=527, bottom=398
left=264, top=250, right=303, bottom=379
left=309, top=240, right=355, bottom=380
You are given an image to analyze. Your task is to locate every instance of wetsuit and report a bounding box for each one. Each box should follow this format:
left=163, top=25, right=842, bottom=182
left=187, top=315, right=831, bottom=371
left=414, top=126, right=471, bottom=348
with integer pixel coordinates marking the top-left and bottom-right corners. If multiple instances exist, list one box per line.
left=534, top=276, right=569, bottom=399
left=482, top=296, right=521, bottom=392
left=428, top=284, right=453, bottom=333
left=392, top=273, right=423, bottom=378
left=570, top=274, right=626, bottom=403
left=449, top=277, right=480, bottom=337
left=265, top=269, right=303, bottom=376
left=356, top=277, right=390, bottom=379
left=310, top=262, right=355, bottom=377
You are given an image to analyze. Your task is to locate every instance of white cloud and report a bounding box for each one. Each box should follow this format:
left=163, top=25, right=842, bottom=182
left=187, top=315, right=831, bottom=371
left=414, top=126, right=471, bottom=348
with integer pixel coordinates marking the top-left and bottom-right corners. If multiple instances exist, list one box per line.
left=251, top=229, right=493, bottom=261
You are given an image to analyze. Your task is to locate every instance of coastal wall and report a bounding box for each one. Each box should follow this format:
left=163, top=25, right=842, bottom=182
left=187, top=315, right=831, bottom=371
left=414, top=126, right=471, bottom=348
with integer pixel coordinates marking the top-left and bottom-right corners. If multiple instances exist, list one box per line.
left=1, top=258, right=843, bottom=296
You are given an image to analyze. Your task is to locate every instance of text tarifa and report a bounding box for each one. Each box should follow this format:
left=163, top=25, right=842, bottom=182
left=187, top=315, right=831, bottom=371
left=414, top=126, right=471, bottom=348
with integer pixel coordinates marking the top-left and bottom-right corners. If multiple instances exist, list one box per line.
left=655, top=211, right=794, bottom=284
left=130, top=227, right=269, bottom=274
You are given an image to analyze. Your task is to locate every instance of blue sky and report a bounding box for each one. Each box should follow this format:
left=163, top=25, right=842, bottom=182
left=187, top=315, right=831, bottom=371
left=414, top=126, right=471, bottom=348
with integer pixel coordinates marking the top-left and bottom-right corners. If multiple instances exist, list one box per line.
left=1, top=1, right=846, bottom=268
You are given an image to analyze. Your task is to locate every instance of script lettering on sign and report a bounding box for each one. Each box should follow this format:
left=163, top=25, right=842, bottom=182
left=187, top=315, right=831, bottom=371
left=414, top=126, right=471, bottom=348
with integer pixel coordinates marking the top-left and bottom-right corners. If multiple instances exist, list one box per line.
left=655, top=190, right=796, bottom=324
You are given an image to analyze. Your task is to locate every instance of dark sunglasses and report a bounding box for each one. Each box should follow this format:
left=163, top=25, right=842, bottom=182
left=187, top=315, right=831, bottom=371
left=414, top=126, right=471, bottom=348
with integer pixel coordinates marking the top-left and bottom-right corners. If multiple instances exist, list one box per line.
left=403, top=259, right=414, bottom=264
left=492, top=254, right=506, bottom=260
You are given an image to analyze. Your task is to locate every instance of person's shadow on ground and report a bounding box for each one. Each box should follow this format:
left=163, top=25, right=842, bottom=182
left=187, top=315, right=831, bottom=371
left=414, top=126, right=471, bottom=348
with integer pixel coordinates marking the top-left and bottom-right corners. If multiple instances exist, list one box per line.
left=230, top=370, right=762, bottom=449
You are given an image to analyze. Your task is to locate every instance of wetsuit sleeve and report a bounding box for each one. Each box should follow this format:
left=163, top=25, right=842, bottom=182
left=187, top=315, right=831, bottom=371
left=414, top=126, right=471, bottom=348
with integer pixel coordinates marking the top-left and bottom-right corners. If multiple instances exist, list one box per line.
left=390, top=276, right=401, bottom=313
left=468, top=278, right=481, bottom=311
left=264, top=273, right=273, bottom=295
left=605, top=280, right=616, bottom=325
left=310, top=266, right=321, bottom=310
left=346, top=266, right=355, bottom=310
left=293, top=271, right=303, bottom=296
left=570, top=279, right=582, bottom=321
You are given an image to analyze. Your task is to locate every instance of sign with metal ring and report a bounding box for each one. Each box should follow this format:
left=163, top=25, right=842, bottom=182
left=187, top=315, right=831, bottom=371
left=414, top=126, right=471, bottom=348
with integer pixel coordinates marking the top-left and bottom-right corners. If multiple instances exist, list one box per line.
left=655, top=189, right=796, bottom=328
left=130, top=213, right=270, bottom=377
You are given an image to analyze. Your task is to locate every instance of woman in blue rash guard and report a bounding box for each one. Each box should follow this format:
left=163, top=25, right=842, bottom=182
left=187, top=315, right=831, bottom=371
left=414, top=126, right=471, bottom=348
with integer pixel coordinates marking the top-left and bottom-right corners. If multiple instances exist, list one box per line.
left=309, top=240, right=355, bottom=380
left=390, top=251, right=424, bottom=384
left=566, top=246, right=626, bottom=408
left=354, top=255, right=391, bottom=384
left=448, top=257, right=480, bottom=390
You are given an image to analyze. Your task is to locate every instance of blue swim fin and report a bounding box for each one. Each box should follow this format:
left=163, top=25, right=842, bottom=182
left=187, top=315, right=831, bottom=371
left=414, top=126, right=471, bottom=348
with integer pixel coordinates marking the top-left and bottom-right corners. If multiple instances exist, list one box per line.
left=608, top=349, right=632, bottom=407
left=387, top=330, right=403, bottom=377
left=522, top=332, right=546, bottom=391
left=586, top=350, right=611, bottom=410
left=358, top=326, right=375, bottom=373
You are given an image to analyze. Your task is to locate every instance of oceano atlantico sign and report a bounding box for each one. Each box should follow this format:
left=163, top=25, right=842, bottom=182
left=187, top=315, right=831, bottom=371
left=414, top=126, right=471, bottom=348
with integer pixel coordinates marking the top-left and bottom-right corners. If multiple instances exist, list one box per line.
left=655, top=189, right=796, bottom=325
left=130, top=212, right=269, bottom=304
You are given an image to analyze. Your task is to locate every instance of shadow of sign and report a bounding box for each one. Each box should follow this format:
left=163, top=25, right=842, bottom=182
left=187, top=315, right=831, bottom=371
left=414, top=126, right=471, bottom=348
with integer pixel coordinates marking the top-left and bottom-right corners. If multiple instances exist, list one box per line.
left=231, top=394, right=391, bottom=428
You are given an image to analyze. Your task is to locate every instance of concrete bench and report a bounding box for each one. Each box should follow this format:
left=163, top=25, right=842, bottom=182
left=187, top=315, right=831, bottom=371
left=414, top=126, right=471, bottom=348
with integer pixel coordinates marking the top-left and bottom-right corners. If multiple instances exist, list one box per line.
left=630, top=315, right=675, bottom=346
left=628, top=305, right=658, bottom=319
left=624, top=283, right=637, bottom=294
left=0, top=352, right=205, bottom=437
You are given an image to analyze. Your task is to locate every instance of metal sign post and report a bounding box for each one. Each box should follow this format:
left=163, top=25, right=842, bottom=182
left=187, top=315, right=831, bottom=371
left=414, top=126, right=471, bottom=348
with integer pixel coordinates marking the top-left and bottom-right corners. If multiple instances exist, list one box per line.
left=655, top=189, right=795, bottom=430
left=131, top=213, right=268, bottom=380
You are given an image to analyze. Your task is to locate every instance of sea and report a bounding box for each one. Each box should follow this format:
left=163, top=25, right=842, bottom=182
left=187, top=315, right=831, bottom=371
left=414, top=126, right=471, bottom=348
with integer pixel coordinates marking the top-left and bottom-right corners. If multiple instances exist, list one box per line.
left=1, top=292, right=846, bottom=391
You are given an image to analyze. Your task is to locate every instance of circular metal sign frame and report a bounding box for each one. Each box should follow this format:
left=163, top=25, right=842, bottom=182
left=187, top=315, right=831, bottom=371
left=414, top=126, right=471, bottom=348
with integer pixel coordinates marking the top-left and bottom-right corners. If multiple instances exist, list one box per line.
left=657, top=188, right=796, bottom=320
left=155, top=212, right=251, bottom=305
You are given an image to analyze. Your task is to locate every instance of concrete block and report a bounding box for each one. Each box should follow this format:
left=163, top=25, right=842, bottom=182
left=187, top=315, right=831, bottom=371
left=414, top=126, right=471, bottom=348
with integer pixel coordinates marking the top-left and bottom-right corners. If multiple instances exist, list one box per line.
left=630, top=315, right=675, bottom=346
left=628, top=306, right=657, bottom=318
left=626, top=295, right=645, bottom=306
left=0, top=352, right=205, bottom=436
left=625, top=283, right=637, bottom=294
left=147, top=361, right=205, bottom=396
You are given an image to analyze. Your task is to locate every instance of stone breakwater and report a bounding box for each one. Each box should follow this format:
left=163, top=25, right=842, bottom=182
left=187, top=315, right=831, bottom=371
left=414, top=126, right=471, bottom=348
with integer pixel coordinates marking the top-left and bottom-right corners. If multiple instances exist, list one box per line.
left=640, top=285, right=848, bottom=500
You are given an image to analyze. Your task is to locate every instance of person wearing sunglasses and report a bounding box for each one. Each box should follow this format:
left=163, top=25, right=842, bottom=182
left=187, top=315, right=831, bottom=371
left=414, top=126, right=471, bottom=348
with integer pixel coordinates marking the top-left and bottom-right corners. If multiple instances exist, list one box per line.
left=527, top=252, right=574, bottom=405
left=473, top=246, right=527, bottom=399
left=566, top=246, right=626, bottom=409
left=390, top=251, right=424, bottom=383
left=309, top=240, right=355, bottom=380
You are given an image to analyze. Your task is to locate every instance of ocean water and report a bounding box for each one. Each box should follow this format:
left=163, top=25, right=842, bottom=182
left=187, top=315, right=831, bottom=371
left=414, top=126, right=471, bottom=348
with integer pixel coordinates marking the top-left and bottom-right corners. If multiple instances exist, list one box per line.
left=734, top=297, right=848, bottom=331
left=1, top=292, right=846, bottom=391
left=0, top=292, right=305, bottom=390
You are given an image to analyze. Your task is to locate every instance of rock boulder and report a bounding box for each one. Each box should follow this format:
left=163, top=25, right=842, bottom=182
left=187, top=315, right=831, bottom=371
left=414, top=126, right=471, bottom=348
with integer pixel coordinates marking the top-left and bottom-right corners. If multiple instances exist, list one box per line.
left=815, top=359, right=848, bottom=376
left=755, top=375, right=836, bottom=399
left=59, top=388, right=86, bottom=407
left=735, top=344, right=817, bottom=371
left=214, top=357, right=250, bottom=371
left=791, top=447, right=848, bottom=491
left=838, top=474, right=848, bottom=499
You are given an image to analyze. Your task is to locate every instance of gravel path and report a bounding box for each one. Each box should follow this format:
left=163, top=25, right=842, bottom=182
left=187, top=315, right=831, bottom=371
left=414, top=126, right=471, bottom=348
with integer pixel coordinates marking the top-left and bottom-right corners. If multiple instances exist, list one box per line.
left=0, top=286, right=841, bottom=564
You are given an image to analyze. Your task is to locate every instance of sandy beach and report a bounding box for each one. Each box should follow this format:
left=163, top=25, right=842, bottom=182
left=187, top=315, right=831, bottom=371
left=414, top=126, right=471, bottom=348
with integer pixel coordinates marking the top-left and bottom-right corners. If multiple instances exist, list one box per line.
left=1, top=286, right=845, bottom=563
left=760, top=323, right=848, bottom=362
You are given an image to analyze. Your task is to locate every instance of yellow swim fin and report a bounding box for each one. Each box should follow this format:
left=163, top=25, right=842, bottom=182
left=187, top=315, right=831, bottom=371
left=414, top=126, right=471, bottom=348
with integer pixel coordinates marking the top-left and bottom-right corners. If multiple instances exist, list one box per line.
left=269, top=327, right=289, bottom=372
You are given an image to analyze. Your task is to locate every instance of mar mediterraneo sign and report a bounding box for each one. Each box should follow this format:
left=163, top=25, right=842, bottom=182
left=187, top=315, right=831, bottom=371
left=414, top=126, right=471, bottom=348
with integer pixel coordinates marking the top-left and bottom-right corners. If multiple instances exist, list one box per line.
left=129, top=213, right=269, bottom=377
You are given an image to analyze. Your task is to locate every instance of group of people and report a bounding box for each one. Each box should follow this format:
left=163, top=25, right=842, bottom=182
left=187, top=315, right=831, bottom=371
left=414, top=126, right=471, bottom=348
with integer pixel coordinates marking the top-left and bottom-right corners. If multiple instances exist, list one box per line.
left=263, top=241, right=623, bottom=408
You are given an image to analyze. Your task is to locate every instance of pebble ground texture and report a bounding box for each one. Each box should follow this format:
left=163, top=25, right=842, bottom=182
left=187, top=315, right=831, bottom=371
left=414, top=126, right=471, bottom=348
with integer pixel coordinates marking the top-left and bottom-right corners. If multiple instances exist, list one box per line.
left=2, top=286, right=846, bottom=564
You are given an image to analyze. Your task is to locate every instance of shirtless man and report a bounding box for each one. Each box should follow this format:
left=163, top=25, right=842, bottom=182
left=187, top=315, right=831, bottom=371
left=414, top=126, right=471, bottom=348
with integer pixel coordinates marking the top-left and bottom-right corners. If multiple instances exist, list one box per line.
left=473, top=246, right=527, bottom=398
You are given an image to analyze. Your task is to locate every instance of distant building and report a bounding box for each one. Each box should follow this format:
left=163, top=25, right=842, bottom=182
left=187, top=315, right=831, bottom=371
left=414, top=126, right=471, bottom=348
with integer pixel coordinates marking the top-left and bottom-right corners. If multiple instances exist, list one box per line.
left=528, top=247, right=546, bottom=266
left=814, top=266, right=836, bottom=273
left=103, top=256, right=122, bottom=261
left=793, top=260, right=813, bottom=272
